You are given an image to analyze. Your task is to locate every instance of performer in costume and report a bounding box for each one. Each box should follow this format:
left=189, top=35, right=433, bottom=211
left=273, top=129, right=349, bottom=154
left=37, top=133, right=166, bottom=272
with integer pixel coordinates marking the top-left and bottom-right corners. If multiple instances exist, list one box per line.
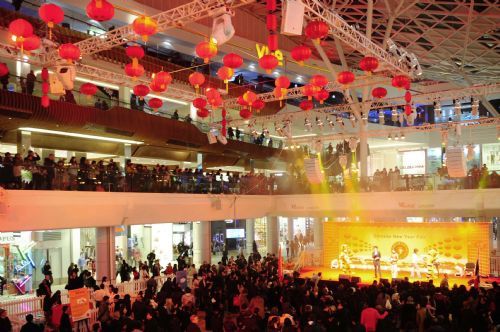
left=390, top=249, right=399, bottom=279
left=411, top=248, right=421, bottom=279
left=372, top=246, right=381, bottom=279
left=339, top=244, right=352, bottom=275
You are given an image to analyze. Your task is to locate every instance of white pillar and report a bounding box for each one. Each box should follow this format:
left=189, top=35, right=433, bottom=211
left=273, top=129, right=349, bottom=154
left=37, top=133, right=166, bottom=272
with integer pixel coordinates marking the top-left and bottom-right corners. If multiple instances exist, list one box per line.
left=95, top=227, right=115, bottom=284
left=119, top=86, right=131, bottom=108
left=196, top=153, right=203, bottom=169
left=266, top=217, right=279, bottom=255
left=119, top=143, right=132, bottom=171
left=246, top=220, right=255, bottom=255
left=287, top=218, right=294, bottom=241
left=17, top=130, right=31, bottom=157
left=313, top=218, right=323, bottom=250
left=359, top=123, right=368, bottom=180
left=192, top=222, right=211, bottom=267
left=71, top=229, right=81, bottom=264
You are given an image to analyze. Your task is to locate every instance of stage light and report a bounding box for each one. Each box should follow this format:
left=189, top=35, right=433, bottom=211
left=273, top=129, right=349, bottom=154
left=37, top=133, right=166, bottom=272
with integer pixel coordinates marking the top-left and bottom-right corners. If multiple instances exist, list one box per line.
left=388, top=134, right=392, bottom=140
left=19, top=127, right=143, bottom=144
left=453, top=99, right=462, bottom=119
left=210, top=7, right=235, bottom=46
left=379, top=111, right=385, bottom=125
left=401, top=132, right=405, bottom=139
left=394, top=134, right=399, bottom=140
left=434, top=101, right=441, bottom=118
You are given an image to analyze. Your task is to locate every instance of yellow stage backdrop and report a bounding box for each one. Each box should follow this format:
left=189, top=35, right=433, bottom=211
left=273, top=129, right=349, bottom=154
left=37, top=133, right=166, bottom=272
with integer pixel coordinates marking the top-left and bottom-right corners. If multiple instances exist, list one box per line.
left=323, top=222, right=490, bottom=275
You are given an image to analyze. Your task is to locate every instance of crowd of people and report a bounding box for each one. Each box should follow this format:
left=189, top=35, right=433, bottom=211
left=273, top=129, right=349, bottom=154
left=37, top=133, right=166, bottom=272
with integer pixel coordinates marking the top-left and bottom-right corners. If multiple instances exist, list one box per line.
left=2, top=246, right=500, bottom=332
left=0, top=151, right=498, bottom=195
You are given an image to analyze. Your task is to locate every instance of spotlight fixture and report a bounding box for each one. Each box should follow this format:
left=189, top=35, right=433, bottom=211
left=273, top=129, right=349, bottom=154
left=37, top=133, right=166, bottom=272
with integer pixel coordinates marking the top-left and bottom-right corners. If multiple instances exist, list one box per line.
left=434, top=101, right=441, bottom=118
left=453, top=99, right=462, bottom=119
left=388, top=134, right=392, bottom=141
left=401, top=132, right=405, bottom=139
left=379, top=111, right=385, bottom=125
left=471, top=97, right=479, bottom=117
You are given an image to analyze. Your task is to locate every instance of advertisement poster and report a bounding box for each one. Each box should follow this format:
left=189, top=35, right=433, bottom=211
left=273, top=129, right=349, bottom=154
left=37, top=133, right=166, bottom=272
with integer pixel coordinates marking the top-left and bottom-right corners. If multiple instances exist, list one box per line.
left=397, top=150, right=426, bottom=175
left=323, top=222, right=490, bottom=275
left=68, top=288, right=91, bottom=321
left=426, top=148, right=442, bottom=174
left=482, top=143, right=500, bottom=171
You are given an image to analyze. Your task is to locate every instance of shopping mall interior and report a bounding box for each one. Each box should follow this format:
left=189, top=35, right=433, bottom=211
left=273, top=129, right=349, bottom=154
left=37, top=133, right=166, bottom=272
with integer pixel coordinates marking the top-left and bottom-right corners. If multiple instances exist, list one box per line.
left=0, top=0, right=499, bottom=330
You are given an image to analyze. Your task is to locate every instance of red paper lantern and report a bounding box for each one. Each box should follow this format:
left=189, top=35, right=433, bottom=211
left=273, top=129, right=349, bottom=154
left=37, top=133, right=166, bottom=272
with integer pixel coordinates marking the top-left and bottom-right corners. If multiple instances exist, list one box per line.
left=124, top=63, right=144, bottom=80
left=291, top=45, right=312, bottom=65
left=197, top=108, right=209, bottom=118
left=0, top=63, right=9, bottom=77
left=392, top=75, right=410, bottom=89
left=302, top=84, right=318, bottom=100
left=337, top=71, right=355, bottom=85
left=148, top=98, right=163, bottom=112
left=9, top=19, right=33, bottom=40
left=252, top=99, right=265, bottom=112
left=205, top=87, right=221, bottom=104
left=309, top=74, right=328, bottom=88
left=210, top=96, right=223, bottom=108
left=18, top=35, right=40, bottom=52
left=217, top=66, right=234, bottom=86
left=152, top=71, right=172, bottom=89
left=259, top=54, right=278, bottom=73
left=300, top=100, right=313, bottom=111
left=243, top=91, right=257, bottom=105
left=39, top=4, right=64, bottom=29
left=189, top=72, right=205, bottom=90
left=314, top=89, right=329, bottom=104
left=266, top=0, right=277, bottom=11
left=86, top=0, right=115, bottom=22
left=41, top=82, right=50, bottom=95
left=404, top=104, right=412, bottom=116
left=305, top=20, right=329, bottom=42
left=196, top=41, right=217, bottom=64
left=223, top=53, right=243, bottom=69
left=133, top=16, right=157, bottom=42
left=237, top=95, right=248, bottom=106
left=268, top=34, right=278, bottom=52
left=359, top=56, right=379, bottom=73
left=193, top=97, right=207, bottom=109
left=371, top=87, right=387, bottom=99
left=41, top=68, right=49, bottom=81
left=80, top=82, right=98, bottom=98
left=275, top=75, right=290, bottom=89
left=266, top=15, right=277, bottom=30
left=126, top=45, right=144, bottom=70
left=273, top=87, right=283, bottom=100
left=239, top=108, right=252, bottom=119
left=58, top=43, right=80, bottom=63
left=149, top=80, right=165, bottom=93
left=133, top=84, right=149, bottom=100
left=404, top=91, right=412, bottom=103
left=41, top=95, right=50, bottom=108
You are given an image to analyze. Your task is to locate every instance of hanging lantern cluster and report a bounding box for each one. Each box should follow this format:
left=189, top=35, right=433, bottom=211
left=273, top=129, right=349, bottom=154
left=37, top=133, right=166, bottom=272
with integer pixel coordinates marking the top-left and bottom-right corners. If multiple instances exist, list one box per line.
left=86, top=0, right=115, bottom=22
left=206, top=87, right=222, bottom=108
left=266, top=0, right=278, bottom=51
left=252, top=99, right=266, bottom=113
left=39, top=3, right=64, bottom=39
left=371, top=87, right=387, bottom=99
left=274, top=75, right=290, bottom=106
left=124, top=45, right=145, bottom=81
left=151, top=70, right=172, bottom=92
left=240, top=108, right=252, bottom=119
left=59, top=43, right=81, bottom=64
left=221, top=108, right=227, bottom=137
left=302, top=84, right=318, bottom=101
left=309, top=74, right=328, bottom=89
left=305, top=20, right=329, bottom=43
left=314, top=89, right=329, bottom=104
left=359, top=56, right=379, bottom=75
left=337, top=71, right=355, bottom=86
left=0, top=63, right=9, bottom=78
left=193, top=97, right=209, bottom=118
left=196, top=40, right=217, bottom=64
left=242, top=90, right=257, bottom=110
left=133, top=16, right=158, bottom=42
left=133, top=84, right=149, bottom=100
left=291, top=45, right=311, bottom=66
left=148, top=98, right=163, bottom=112
left=41, top=68, right=50, bottom=108
left=80, top=82, right=97, bottom=100
left=300, top=99, right=313, bottom=111
left=9, top=19, right=38, bottom=53
left=188, top=72, right=205, bottom=93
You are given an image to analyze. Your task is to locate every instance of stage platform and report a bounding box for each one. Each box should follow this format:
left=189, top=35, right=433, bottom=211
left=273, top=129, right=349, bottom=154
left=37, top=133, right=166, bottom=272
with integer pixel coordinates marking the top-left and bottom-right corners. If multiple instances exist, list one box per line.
left=298, top=266, right=500, bottom=288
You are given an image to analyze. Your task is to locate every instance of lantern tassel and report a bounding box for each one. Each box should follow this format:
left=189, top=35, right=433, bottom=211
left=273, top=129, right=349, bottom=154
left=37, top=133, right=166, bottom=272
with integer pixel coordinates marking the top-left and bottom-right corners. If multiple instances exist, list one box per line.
left=132, top=58, right=139, bottom=69
left=96, top=0, right=103, bottom=8
left=225, top=81, right=228, bottom=93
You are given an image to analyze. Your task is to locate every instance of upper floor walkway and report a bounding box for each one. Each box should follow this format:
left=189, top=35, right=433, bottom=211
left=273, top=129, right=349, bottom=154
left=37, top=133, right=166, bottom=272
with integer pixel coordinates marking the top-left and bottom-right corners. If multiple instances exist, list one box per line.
left=0, top=188, right=498, bottom=232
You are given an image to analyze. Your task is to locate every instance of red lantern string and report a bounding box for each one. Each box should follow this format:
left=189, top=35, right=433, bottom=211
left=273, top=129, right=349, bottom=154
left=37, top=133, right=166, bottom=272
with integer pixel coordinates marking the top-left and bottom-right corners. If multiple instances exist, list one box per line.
left=41, top=67, right=49, bottom=108
left=266, top=0, right=278, bottom=51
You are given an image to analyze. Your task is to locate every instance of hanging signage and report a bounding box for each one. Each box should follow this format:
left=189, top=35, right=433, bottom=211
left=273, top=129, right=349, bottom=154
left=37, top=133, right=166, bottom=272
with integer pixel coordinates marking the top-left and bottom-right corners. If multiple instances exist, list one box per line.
left=68, top=288, right=91, bottom=321
left=397, top=150, right=426, bottom=175
left=255, top=43, right=283, bottom=66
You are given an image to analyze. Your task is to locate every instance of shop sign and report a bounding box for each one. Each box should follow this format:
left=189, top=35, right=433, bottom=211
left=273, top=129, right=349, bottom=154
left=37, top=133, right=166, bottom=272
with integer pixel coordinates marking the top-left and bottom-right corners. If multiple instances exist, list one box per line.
left=255, top=43, right=283, bottom=66
left=0, top=232, right=16, bottom=243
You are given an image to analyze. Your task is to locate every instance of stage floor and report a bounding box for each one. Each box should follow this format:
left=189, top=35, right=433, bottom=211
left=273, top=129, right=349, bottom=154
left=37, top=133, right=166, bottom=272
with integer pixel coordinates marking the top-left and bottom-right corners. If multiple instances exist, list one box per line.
left=298, top=267, right=499, bottom=288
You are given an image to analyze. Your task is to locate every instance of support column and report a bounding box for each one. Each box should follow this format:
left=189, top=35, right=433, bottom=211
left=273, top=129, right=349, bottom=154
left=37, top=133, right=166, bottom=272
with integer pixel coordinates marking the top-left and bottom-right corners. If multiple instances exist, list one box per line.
left=95, top=227, right=115, bottom=284
left=16, top=130, right=31, bottom=157
left=287, top=218, right=294, bottom=242
left=119, top=144, right=132, bottom=171
left=196, top=153, right=203, bottom=170
left=246, top=219, right=255, bottom=255
left=192, top=222, right=211, bottom=267
left=359, top=123, right=369, bottom=180
left=119, top=86, right=131, bottom=108
left=266, top=216, right=279, bottom=255
left=313, top=218, right=323, bottom=250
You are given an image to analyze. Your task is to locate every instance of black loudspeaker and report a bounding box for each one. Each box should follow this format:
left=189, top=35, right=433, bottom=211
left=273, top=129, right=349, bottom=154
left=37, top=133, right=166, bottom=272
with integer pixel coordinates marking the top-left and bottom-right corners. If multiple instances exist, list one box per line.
left=62, top=23, right=70, bottom=29
left=339, top=274, right=351, bottom=282
left=351, top=276, right=361, bottom=284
